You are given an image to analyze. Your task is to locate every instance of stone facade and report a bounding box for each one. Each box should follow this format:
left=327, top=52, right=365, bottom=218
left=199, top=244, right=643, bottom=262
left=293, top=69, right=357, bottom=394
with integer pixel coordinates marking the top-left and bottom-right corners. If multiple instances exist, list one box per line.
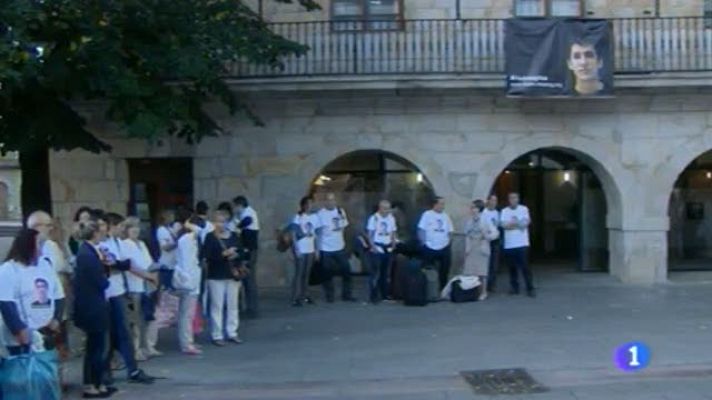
left=50, top=87, right=712, bottom=287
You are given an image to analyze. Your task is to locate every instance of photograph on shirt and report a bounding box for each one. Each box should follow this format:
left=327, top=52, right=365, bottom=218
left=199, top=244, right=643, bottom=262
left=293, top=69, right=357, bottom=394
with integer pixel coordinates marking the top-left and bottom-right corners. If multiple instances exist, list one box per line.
left=31, top=278, right=51, bottom=308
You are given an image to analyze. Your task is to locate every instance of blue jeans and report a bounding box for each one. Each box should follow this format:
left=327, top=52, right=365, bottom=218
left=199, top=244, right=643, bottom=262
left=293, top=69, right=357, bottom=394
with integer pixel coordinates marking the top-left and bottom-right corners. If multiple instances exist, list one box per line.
left=487, top=239, right=501, bottom=290
left=504, top=246, right=534, bottom=292
left=320, top=250, right=353, bottom=301
left=105, top=296, right=138, bottom=379
left=369, top=252, right=392, bottom=301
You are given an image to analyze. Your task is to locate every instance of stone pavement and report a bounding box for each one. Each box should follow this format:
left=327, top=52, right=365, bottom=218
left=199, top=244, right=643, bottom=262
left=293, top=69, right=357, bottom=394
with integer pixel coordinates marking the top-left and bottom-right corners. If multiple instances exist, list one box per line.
left=65, top=271, right=712, bottom=399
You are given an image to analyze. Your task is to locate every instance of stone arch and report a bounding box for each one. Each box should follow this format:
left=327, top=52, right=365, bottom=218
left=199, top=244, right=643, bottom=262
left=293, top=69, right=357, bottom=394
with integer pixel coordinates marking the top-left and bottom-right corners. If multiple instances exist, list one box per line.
left=299, top=146, right=450, bottom=199
left=664, top=146, right=712, bottom=270
left=474, top=138, right=625, bottom=230
left=656, top=140, right=712, bottom=219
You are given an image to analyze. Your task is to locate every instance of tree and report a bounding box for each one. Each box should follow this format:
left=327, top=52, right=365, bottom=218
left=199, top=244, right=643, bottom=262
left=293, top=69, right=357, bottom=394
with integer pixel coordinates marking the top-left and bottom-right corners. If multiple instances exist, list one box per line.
left=0, top=0, right=317, bottom=215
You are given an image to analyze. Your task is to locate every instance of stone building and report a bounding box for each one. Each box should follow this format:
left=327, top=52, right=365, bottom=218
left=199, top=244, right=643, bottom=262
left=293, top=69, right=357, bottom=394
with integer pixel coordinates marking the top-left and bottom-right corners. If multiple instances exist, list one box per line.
left=46, top=0, right=712, bottom=287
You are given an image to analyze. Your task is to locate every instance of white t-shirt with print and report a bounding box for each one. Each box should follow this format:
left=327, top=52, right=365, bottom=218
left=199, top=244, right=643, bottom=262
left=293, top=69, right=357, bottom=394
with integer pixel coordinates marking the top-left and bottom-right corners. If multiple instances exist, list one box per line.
left=122, top=239, right=153, bottom=293
left=0, top=259, right=65, bottom=335
left=99, top=236, right=128, bottom=298
left=367, top=213, right=398, bottom=246
left=156, top=226, right=178, bottom=269
left=418, top=210, right=454, bottom=251
left=238, top=206, right=260, bottom=231
left=293, top=213, right=320, bottom=255
left=481, top=208, right=501, bottom=233
left=500, top=205, right=531, bottom=249
left=317, top=208, right=349, bottom=252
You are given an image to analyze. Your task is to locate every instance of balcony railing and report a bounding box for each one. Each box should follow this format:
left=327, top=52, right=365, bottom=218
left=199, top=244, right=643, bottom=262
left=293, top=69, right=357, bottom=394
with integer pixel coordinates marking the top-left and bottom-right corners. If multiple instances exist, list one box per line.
left=230, top=17, right=712, bottom=78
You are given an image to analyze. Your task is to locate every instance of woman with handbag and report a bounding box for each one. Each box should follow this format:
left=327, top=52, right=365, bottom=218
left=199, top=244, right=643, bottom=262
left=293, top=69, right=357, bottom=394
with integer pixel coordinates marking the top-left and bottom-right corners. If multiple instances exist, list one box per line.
left=0, top=228, right=65, bottom=399
left=462, top=199, right=500, bottom=301
left=203, top=210, right=247, bottom=346
left=290, top=196, right=319, bottom=307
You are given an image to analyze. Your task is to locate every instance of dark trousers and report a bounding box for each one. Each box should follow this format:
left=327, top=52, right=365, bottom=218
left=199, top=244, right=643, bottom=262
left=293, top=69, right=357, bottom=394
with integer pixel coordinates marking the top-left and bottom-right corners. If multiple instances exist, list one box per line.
left=320, top=250, right=353, bottom=301
left=369, top=252, right=392, bottom=301
left=82, top=330, right=107, bottom=388
left=504, top=246, right=534, bottom=292
left=243, top=250, right=259, bottom=317
left=421, top=246, right=451, bottom=290
left=487, top=239, right=501, bottom=290
left=105, top=296, right=137, bottom=379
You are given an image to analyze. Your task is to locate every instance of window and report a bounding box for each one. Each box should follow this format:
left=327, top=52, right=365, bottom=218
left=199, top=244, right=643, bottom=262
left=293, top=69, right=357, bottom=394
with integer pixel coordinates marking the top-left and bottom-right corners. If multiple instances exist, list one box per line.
left=515, top=0, right=582, bottom=17
left=332, top=0, right=403, bottom=31
left=705, top=0, right=712, bottom=29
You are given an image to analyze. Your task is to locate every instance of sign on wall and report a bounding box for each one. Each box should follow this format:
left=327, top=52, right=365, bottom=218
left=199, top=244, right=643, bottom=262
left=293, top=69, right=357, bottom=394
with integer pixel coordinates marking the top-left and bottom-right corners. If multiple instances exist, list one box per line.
left=505, top=19, right=614, bottom=97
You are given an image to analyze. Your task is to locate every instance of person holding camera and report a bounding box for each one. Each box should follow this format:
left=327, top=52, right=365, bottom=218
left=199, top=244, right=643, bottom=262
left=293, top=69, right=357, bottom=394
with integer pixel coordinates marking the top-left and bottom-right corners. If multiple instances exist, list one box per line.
left=203, top=210, right=247, bottom=347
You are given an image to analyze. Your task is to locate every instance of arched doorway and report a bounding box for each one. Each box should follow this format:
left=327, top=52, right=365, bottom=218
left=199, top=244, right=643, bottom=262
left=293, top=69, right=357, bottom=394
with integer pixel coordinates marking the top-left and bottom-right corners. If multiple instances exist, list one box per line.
left=491, top=148, right=609, bottom=272
left=668, top=150, right=712, bottom=271
left=309, top=150, right=436, bottom=245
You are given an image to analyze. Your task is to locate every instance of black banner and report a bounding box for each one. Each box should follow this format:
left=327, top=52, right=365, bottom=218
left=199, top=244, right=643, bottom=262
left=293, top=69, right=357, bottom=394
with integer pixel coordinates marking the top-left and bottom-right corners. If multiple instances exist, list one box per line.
left=505, top=19, right=614, bottom=97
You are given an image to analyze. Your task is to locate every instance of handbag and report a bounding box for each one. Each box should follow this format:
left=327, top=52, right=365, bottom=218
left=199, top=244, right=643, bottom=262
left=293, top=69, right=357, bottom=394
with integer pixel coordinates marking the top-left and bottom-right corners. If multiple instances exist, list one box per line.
left=214, top=232, right=250, bottom=281
left=0, top=350, right=61, bottom=400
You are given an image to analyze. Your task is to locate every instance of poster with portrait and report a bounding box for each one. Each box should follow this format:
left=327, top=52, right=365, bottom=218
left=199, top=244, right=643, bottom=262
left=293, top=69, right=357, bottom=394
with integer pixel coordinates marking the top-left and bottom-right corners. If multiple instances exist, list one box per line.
left=505, top=18, right=614, bottom=97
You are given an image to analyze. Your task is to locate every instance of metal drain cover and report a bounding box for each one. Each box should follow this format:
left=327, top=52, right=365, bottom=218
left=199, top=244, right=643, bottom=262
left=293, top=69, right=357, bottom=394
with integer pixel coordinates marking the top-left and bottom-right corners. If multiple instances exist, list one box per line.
left=460, top=368, right=549, bottom=395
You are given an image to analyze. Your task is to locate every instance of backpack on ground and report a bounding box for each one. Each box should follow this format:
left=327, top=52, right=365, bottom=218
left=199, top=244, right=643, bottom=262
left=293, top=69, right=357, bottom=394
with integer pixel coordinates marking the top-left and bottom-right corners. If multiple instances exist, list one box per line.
left=403, top=260, right=428, bottom=307
left=423, top=267, right=441, bottom=302
left=451, top=279, right=480, bottom=303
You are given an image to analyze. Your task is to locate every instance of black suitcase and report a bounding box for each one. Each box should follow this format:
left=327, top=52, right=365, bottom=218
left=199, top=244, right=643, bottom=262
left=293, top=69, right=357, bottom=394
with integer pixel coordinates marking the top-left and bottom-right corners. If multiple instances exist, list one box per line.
left=403, top=260, right=428, bottom=307
left=451, top=279, right=480, bottom=303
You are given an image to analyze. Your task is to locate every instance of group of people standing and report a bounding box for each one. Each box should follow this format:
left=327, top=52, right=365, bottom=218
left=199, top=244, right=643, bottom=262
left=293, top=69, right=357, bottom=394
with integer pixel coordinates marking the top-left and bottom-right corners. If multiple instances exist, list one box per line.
left=0, top=195, right=262, bottom=399
left=287, top=191, right=537, bottom=306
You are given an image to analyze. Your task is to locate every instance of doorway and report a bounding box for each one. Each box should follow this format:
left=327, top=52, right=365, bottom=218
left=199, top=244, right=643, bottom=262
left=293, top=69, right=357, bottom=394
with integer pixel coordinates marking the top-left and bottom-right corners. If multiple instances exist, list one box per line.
left=127, top=158, right=193, bottom=257
left=492, top=149, right=608, bottom=272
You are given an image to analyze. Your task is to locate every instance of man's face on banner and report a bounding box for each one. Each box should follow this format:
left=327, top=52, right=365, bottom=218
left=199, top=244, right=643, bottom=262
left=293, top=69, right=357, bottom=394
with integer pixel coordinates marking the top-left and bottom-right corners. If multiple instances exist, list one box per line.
left=567, top=43, right=602, bottom=82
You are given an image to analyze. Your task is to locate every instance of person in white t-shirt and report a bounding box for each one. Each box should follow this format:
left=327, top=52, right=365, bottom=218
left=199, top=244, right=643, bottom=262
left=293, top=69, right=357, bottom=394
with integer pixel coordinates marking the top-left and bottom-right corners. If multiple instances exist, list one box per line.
left=316, top=193, right=356, bottom=303
left=233, top=196, right=261, bottom=318
left=366, top=200, right=398, bottom=303
left=0, top=228, right=65, bottom=356
left=481, top=195, right=502, bottom=292
left=290, top=196, right=320, bottom=307
left=500, top=192, right=536, bottom=298
left=122, top=217, right=160, bottom=360
left=173, top=212, right=204, bottom=355
left=195, top=201, right=215, bottom=244
left=417, top=196, right=454, bottom=289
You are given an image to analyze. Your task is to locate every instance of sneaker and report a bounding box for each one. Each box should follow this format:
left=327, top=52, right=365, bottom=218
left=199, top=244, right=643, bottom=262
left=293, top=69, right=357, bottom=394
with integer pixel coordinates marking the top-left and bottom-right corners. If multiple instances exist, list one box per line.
left=303, top=297, right=316, bottom=305
left=135, top=350, right=148, bottom=362
left=182, top=347, right=203, bottom=356
left=145, top=348, right=163, bottom=358
left=227, top=336, right=244, bottom=345
left=128, top=369, right=155, bottom=384
left=212, top=339, right=226, bottom=347
left=478, top=293, right=488, bottom=301
left=291, top=300, right=303, bottom=307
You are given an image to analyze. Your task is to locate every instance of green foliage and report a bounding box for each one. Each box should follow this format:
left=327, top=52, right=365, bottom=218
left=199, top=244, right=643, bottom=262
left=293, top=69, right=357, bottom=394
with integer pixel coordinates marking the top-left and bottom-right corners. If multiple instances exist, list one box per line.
left=0, top=0, right=317, bottom=153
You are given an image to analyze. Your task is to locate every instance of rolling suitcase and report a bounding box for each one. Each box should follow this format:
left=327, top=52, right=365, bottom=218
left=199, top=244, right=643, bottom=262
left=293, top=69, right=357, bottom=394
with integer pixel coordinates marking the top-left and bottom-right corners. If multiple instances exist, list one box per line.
left=422, top=268, right=440, bottom=302
left=403, top=261, right=427, bottom=307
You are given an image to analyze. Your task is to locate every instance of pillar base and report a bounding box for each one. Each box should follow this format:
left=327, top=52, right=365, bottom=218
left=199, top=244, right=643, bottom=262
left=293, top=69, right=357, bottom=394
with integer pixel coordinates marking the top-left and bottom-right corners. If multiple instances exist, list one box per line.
left=609, top=229, right=667, bottom=285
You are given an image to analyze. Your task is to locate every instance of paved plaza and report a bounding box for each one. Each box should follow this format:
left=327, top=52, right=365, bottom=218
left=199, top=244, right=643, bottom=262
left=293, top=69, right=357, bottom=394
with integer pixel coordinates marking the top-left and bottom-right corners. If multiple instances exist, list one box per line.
left=66, top=270, right=712, bottom=399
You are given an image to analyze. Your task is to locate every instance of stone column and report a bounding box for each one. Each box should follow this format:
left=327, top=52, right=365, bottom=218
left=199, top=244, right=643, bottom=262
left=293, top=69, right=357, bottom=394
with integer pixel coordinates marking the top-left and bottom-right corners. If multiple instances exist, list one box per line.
left=608, top=219, right=668, bottom=285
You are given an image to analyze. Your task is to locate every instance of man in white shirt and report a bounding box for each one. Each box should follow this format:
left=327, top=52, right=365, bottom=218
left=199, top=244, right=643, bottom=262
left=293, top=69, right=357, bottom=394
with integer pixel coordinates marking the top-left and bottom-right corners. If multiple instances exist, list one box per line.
left=233, top=196, right=261, bottom=318
left=500, top=193, right=536, bottom=298
left=481, top=195, right=502, bottom=293
left=366, top=200, right=398, bottom=303
left=316, top=193, right=356, bottom=303
left=417, top=197, right=454, bottom=289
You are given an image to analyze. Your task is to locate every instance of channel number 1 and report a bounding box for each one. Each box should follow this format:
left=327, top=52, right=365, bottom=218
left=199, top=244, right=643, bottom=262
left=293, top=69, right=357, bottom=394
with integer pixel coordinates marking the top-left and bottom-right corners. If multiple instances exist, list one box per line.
left=628, top=345, right=641, bottom=367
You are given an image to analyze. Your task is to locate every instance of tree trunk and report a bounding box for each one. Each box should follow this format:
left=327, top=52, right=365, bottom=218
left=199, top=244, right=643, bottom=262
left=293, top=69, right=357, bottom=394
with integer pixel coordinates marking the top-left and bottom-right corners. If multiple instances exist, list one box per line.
left=19, top=146, right=52, bottom=221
